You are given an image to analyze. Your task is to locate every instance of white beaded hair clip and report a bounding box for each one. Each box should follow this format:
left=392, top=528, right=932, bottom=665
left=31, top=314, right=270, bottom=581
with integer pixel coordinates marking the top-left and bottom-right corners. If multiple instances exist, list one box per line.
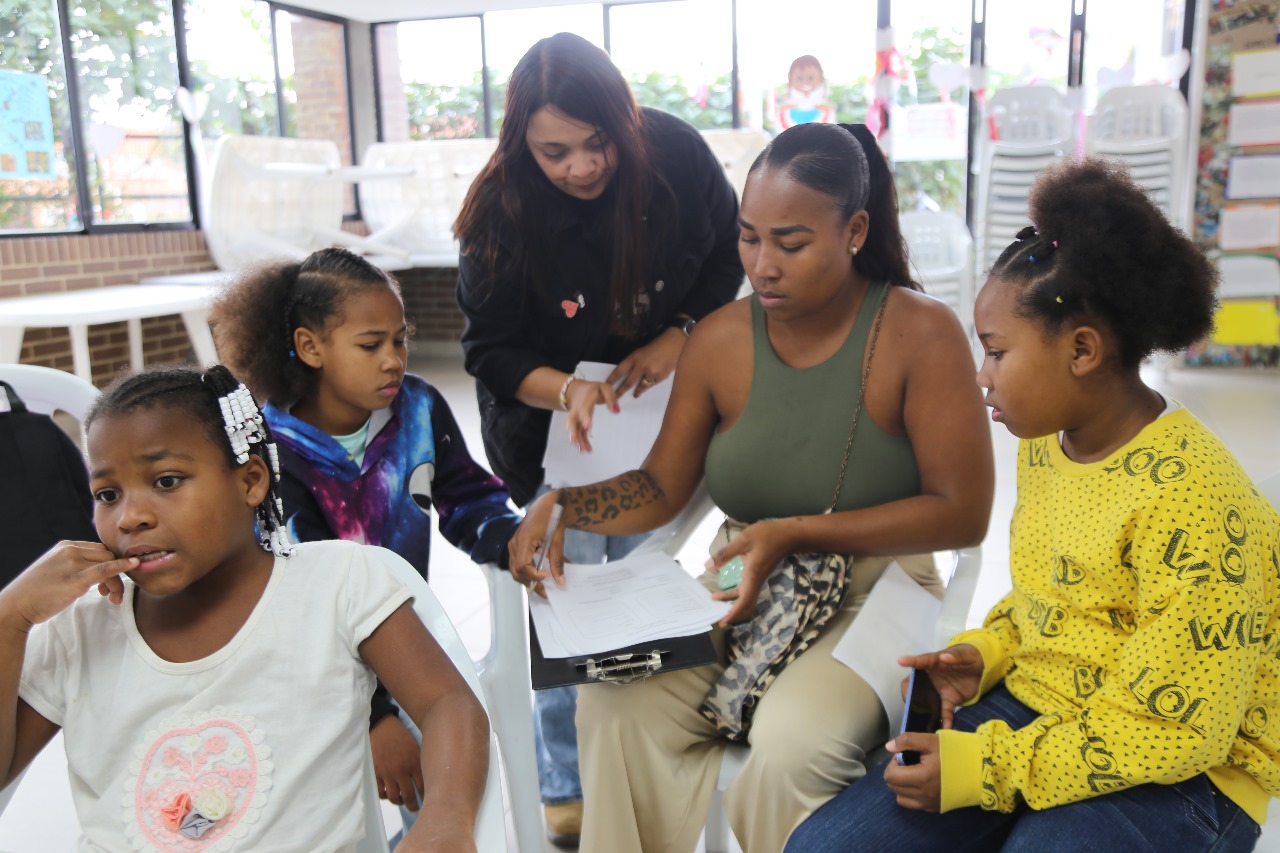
left=215, top=382, right=294, bottom=557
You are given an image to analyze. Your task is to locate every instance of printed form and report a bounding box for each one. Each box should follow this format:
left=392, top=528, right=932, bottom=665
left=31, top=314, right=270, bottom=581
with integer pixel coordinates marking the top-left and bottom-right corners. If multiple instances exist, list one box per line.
left=530, top=552, right=730, bottom=657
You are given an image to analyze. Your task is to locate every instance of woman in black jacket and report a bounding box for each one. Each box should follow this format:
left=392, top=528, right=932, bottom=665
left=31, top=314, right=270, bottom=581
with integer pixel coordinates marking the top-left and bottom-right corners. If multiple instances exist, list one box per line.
left=454, top=32, right=743, bottom=847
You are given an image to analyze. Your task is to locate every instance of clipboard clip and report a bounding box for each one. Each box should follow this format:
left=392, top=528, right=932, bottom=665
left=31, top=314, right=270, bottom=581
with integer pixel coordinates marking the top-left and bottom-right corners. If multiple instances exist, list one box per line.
left=580, top=650, right=668, bottom=684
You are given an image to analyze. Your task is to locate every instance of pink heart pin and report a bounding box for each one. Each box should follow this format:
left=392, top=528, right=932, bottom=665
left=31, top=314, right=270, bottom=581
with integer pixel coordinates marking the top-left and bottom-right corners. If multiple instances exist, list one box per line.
left=561, top=300, right=579, bottom=318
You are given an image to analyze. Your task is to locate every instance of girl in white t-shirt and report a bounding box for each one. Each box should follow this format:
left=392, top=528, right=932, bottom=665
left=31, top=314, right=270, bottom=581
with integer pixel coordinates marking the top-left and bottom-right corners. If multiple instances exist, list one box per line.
left=0, top=364, right=488, bottom=853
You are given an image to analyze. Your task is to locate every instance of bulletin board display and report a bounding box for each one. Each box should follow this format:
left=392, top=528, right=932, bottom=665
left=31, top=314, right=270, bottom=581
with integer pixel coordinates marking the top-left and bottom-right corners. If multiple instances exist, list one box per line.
left=1187, top=0, right=1280, bottom=367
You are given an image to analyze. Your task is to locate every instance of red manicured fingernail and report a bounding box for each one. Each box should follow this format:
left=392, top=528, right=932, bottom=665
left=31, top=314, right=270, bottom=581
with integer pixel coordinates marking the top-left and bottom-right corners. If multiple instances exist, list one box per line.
left=611, top=404, right=620, bottom=413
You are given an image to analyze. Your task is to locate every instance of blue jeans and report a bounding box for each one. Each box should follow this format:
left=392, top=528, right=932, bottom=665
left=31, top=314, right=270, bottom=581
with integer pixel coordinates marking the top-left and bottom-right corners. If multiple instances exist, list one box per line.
left=533, top=484, right=649, bottom=804
left=785, top=684, right=1261, bottom=853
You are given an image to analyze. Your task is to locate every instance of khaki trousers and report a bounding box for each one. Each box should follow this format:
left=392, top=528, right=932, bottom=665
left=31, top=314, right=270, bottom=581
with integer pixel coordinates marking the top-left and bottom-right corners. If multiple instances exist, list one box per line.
left=576, top=553, right=940, bottom=853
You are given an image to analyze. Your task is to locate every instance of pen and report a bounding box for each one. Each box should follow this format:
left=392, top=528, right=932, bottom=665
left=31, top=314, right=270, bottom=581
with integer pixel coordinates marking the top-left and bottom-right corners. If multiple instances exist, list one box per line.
left=534, top=500, right=565, bottom=578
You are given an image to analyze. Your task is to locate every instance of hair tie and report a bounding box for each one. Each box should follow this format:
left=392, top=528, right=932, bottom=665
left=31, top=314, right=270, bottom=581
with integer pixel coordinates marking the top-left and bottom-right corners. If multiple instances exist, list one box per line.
left=1055, top=295, right=1064, bottom=304
left=1028, top=235, right=1061, bottom=264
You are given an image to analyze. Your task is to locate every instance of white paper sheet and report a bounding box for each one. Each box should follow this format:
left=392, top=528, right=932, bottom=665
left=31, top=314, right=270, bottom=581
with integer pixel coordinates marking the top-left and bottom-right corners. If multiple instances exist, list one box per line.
left=831, top=562, right=942, bottom=731
left=529, top=594, right=573, bottom=658
left=1219, top=205, right=1280, bottom=251
left=534, top=552, right=730, bottom=657
left=1219, top=254, right=1280, bottom=299
left=1227, top=155, right=1280, bottom=200
left=1232, top=49, right=1280, bottom=99
left=1227, top=101, right=1280, bottom=148
left=542, top=361, right=673, bottom=488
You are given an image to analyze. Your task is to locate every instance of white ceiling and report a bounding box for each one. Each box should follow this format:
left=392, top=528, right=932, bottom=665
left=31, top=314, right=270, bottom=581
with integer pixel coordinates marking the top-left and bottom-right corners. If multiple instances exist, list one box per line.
left=282, top=0, right=661, bottom=24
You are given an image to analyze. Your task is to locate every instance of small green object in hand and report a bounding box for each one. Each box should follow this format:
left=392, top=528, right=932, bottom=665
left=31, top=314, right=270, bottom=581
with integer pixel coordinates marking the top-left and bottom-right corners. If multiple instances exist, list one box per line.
left=717, top=556, right=745, bottom=591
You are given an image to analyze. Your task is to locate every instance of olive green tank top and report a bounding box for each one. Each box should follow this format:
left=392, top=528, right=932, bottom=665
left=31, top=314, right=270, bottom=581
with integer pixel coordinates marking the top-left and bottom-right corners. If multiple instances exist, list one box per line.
left=704, top=281, right=920, bottom=522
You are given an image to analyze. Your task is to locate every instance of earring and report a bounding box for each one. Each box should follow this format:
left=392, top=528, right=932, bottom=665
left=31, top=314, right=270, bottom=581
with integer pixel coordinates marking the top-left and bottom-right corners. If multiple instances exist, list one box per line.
left=849, top=245, right=859, bottom=256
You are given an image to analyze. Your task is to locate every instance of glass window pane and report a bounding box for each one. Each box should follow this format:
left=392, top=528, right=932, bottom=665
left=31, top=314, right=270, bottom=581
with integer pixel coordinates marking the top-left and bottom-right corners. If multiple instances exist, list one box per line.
left=1083, top=0, right=1183, bottom=111
left=736, top=0, right=878, bottom=134
left=892, top=0, right=973, bottom=217
left=0, top=0, right=81, bottom=232
left=183, top=0, right=279, bottom=141
left=483, top=5, right=604, bottom=131
left=378, top=17, right=484, bottom=141
left=982, top=0, right=1072, bottom=92
left=275, top=10, right=355, bottom=214
left=69, top=0, right=191, bottom=225
left=609, top=0, right=733, bottom=130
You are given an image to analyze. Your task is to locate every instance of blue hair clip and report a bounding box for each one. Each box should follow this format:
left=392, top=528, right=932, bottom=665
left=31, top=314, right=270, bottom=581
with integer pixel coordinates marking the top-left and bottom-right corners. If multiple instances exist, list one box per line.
left=288, top=349, right=296, bottom=358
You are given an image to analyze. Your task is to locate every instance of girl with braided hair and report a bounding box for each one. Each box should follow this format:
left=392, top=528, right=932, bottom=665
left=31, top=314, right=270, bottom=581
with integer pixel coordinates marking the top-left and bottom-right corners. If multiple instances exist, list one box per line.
left=0, top=364, right=488, bottom=853
left=212, top=247, right=519, bottom=822
left=786, top=158, right=1278, bottom=852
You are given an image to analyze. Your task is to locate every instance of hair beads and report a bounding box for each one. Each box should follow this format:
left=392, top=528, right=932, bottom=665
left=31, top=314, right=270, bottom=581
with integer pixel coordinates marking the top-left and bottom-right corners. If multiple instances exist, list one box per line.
left=206, top=368, right=294, bottom=558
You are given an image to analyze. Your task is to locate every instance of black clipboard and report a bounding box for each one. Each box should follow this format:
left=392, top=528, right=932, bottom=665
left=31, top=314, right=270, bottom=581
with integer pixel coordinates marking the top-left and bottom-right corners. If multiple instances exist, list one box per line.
left=529, top=613, right=718, bottom=689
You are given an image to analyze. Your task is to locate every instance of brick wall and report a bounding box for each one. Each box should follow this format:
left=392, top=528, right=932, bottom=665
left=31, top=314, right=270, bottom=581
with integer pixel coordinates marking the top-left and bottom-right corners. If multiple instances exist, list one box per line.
left=399, top=266, right=466, bottom=355
left=0, top=228, right=467, bottom=385
left=0, top=231, right=217, bottom=386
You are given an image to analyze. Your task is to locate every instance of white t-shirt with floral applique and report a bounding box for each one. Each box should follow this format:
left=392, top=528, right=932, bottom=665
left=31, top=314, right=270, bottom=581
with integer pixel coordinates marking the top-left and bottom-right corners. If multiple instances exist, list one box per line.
left=19, top=540, right=411, bottom=853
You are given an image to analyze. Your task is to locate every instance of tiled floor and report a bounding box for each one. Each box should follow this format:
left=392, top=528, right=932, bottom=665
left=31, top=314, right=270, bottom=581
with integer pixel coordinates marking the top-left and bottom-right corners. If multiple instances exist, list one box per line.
left=2, top=355, right=1278, bottom=852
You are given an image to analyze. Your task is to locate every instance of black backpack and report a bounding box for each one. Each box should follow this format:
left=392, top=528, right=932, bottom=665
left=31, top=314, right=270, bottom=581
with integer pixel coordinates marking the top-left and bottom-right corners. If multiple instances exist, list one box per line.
left=0, top=379, right=97, bottom=587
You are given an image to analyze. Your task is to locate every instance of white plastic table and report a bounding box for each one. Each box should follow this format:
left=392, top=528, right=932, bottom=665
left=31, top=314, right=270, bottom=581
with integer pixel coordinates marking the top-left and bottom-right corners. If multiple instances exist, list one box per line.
left=0, top=284, right=219, bottom=382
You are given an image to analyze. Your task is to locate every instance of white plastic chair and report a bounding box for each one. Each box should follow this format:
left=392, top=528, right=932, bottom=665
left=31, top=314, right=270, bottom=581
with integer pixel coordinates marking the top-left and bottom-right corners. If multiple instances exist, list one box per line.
left=358, top=139, right=498, bottom=267
left=0, top=364, right=99, bottom=422
left=900, top=211, right=976, bottom=331
left=478, top=482, right=720, bottom=853
left=1086, top=85, right=1189, bottom=229
left=362, top=547, right=510, bottom=852
left=704, top=545, right=985, bottom=853
left=1259, top=472, right=1280, bottom=513
left=203, top=135, right=412, bottom=273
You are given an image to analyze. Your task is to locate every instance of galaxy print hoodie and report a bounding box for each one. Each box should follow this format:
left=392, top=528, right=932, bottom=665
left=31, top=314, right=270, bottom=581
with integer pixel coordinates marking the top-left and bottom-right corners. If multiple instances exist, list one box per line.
left=264, top=374, right=520, bottom=580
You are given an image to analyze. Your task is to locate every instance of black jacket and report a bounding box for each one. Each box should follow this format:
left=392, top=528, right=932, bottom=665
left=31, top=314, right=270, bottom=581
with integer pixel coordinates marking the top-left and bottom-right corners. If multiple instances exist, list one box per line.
left=457, top=109, right=744, bottom=505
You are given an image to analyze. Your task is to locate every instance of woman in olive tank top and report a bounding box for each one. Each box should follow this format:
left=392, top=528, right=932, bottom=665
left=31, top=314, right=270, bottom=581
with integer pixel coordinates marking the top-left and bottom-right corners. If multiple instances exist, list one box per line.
left=509, top=122, right=995, bottom=853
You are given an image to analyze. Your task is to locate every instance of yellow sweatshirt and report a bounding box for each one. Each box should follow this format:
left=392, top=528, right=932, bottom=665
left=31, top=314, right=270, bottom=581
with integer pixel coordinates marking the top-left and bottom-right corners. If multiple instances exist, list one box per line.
left=938, top=407, right=1280, bottom=824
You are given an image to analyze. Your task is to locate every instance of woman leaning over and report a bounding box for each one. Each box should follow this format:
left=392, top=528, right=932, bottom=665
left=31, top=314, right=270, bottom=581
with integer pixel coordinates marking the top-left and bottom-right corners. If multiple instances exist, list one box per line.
left=453, top=32, right=743, bottom=845
left=509, top=121, right=995, bottom=852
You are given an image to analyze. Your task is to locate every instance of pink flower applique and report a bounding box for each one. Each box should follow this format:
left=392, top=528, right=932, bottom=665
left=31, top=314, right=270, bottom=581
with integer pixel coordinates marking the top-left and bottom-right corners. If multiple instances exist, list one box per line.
left=158, top=792, right=191, bottom=832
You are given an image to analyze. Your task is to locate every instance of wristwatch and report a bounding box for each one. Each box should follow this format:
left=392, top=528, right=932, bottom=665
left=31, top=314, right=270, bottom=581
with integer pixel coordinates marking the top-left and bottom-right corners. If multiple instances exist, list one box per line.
left=670, top=315, right=697, bottom=337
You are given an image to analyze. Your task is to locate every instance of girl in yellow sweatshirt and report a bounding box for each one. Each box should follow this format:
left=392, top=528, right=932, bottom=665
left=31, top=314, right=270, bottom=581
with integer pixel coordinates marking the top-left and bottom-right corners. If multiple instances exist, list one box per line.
left=786, top=159, right=1279, bottom=852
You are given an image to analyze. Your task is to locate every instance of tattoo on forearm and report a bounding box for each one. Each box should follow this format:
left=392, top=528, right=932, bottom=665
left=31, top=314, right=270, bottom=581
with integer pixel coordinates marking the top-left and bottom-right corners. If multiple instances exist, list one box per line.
left=562, top=471, right=664, bottom=529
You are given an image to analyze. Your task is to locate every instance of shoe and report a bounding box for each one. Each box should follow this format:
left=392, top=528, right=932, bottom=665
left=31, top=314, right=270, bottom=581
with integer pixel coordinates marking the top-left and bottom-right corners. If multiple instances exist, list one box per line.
left=544, top=800, right=582, bottom=849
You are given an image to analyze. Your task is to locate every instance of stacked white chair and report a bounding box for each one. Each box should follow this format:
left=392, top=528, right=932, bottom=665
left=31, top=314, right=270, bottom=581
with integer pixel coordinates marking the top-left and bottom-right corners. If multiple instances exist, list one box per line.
left=358, top=139, right=499, bottom=268
left=1085, top=85, right=1189, bottom=230
left=977, top=86, right=1074, bottom=268
left=900, top=211, right=976, bottom=331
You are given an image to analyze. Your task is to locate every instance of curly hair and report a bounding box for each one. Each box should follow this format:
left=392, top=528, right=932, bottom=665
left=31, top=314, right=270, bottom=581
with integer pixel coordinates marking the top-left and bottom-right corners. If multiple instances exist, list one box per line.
left=210, top=247, right=402, bottom=406
left=86, top=364, right=292, bottom=556
left=749, top=122, right=920, bottom=291
left=989, top=158, right=1218, bottom=368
